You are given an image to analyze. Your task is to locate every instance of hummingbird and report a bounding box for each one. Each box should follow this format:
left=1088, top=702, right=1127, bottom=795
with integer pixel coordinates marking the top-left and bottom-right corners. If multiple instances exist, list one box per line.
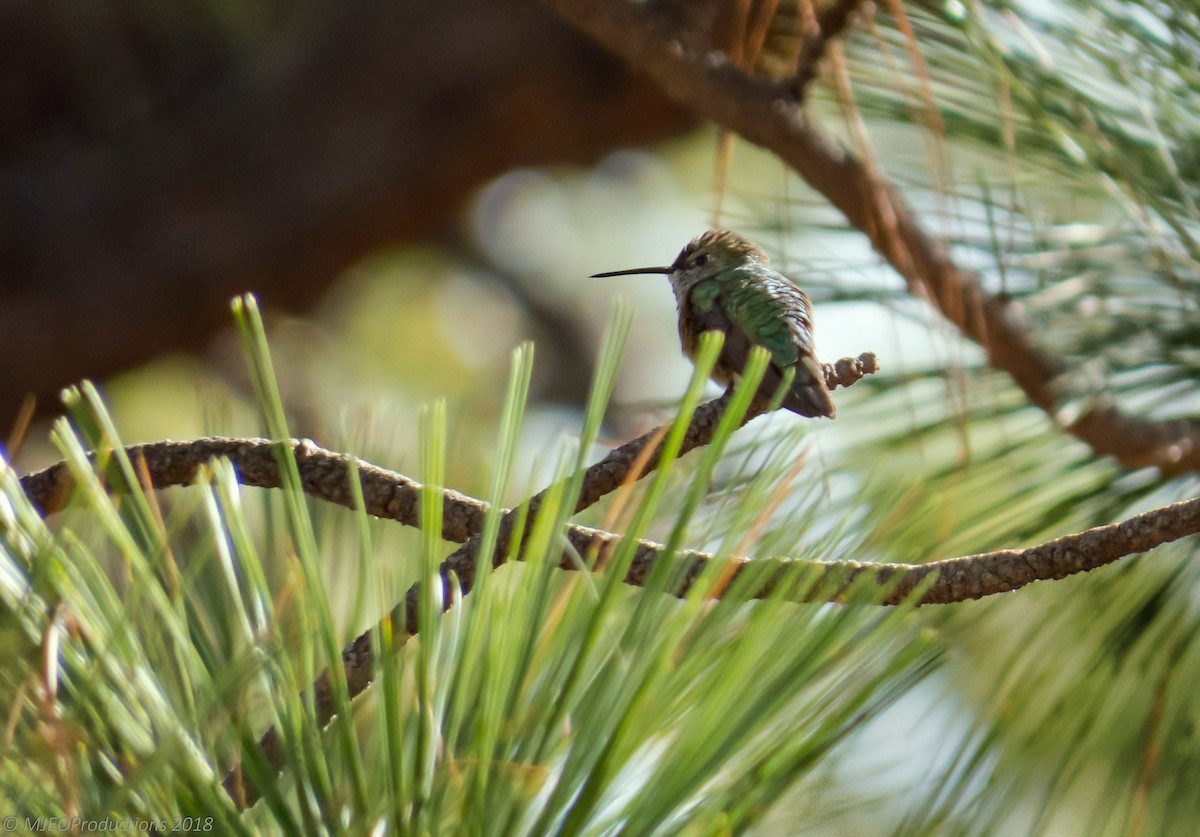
left=591, top=229, right=835, bottom=418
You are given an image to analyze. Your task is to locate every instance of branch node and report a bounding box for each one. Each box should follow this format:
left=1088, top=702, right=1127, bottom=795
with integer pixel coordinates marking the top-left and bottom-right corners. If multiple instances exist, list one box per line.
left=824, top=351, right=878, bottom=389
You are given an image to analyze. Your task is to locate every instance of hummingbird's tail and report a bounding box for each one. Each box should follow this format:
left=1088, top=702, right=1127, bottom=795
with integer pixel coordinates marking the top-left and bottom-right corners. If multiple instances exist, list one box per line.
left=780, top=358, right=836, bottom=418
left=782, top=382, right=836, bottom=418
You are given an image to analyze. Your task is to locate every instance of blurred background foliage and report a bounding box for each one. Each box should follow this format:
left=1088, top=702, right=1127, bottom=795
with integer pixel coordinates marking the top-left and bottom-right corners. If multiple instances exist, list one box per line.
left=4, top=0, right=1200, bottom=833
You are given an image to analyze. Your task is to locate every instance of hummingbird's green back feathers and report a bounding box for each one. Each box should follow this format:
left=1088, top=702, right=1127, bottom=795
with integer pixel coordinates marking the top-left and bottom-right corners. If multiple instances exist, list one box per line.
left=684, top=263, right=836, bottom=418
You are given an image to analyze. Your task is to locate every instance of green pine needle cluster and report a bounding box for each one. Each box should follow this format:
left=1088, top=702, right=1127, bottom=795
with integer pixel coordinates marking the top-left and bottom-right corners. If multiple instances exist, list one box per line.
left=0, top=299, right=938, bottom=833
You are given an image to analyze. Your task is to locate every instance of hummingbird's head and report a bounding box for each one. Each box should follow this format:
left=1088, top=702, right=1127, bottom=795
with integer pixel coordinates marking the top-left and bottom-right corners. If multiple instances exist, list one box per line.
left=590, top=229, right=767, bottom=300
left=668, top=229, right=766, bottom=293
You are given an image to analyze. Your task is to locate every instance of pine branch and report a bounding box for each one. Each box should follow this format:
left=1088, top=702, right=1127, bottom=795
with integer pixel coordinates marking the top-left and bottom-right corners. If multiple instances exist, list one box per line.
left=19, top=353, right=875, bottom=524
left=19, top=353, right=1200, bottom=806
left=20, top=435, right=488, bottom=541
left=540, top=0, right=1200, bottom=475
left=14, top=347, right=1192, bottom=618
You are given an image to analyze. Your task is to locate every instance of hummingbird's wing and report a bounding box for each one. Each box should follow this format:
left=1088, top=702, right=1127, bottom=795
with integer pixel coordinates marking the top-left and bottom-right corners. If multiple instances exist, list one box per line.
left=697, top=271, right=836, bottom=418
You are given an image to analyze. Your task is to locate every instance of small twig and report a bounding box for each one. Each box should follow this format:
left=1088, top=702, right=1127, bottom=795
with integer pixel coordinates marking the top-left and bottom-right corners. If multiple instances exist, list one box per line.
left=790, top=0, right=867, bottom=98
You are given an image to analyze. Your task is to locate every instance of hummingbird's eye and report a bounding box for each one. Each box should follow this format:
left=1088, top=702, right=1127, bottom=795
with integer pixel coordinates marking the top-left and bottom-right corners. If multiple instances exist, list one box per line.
left=694, top=254, right=709, bottom=267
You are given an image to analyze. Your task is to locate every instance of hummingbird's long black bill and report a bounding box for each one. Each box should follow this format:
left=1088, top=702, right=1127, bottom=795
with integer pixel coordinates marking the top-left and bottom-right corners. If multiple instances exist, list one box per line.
left=589, top=266, right=673, bottom=278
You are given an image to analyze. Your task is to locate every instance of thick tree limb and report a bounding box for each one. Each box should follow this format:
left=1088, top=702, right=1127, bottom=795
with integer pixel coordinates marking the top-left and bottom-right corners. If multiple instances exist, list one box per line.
left=541, top=0, right=1200, bottom=475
